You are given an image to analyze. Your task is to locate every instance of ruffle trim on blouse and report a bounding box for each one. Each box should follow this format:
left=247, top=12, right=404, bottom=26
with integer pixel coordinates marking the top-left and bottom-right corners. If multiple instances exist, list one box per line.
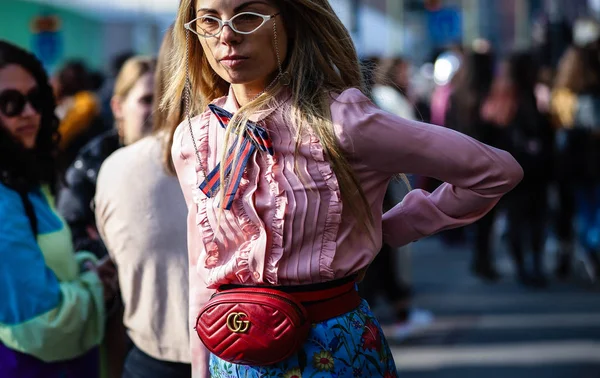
left=192, top=100, right=266, bottom=286
left=200, top=239, right=254, bottom=288
left=309, top=133, right=342, bottom=280
left=263, top=154, right=287, bottom=284
left=190, top=111, right=222, bottom=272
left=225, top=167, right=259, bottom=285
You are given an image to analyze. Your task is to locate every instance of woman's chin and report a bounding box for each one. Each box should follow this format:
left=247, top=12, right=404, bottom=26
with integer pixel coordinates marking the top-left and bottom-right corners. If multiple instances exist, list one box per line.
left=226, top=74, right=255, bottom=85
left=22, top=138, right=37, bottom=150
left=220, top=69, right=269, bottom=87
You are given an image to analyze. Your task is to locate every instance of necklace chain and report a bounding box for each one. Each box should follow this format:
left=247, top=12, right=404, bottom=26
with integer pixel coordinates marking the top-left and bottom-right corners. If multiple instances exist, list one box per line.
left=185, top=30, right=206, bottom=177
left=245, top=19, right=285, bottom=104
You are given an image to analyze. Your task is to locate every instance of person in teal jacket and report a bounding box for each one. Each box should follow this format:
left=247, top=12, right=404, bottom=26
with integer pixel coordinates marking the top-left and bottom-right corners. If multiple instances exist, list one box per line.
left=0, top=40, right=112, bottom=377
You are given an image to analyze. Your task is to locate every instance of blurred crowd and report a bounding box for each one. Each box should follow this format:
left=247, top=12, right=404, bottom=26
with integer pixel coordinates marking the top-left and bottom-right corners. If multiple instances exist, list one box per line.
left=1, top=9, right=600, bottom=378
left=358, top=16, right=600, bottom=331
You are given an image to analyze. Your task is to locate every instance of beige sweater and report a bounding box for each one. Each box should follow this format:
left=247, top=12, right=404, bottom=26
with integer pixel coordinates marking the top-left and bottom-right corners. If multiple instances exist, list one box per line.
left=95, top=134, right=190, bottom=363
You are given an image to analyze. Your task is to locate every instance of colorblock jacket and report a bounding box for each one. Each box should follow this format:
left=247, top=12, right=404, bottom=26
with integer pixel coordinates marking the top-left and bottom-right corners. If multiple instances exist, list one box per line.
left=0, top=182, right=105, bottom=377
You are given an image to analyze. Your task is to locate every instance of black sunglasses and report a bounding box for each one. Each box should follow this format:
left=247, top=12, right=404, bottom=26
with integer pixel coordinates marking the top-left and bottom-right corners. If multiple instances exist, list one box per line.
left=0, top=88, right=43, bottom=118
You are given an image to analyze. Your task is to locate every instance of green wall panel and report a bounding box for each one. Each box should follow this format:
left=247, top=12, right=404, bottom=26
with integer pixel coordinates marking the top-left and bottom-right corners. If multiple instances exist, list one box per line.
left=0, top=0, right=103, bottom=73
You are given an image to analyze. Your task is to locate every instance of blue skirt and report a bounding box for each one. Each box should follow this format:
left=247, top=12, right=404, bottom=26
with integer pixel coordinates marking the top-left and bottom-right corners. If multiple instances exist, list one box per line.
left=209, top=299, right=398, bottom=378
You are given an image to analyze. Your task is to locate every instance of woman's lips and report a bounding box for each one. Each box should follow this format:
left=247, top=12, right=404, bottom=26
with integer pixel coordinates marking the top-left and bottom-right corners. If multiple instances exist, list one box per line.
left=16, top=125, right=38, bottom=136
left=220, top=56, right=249, bottom=68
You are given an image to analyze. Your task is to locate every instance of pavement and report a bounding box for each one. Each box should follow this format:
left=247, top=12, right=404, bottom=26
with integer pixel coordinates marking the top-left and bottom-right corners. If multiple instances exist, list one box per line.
left=379, top=229, right=600, bottom=378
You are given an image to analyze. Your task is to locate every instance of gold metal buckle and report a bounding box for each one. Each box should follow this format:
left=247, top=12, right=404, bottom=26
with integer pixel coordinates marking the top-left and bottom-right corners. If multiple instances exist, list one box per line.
left=226, top=312, right=250, bottom=333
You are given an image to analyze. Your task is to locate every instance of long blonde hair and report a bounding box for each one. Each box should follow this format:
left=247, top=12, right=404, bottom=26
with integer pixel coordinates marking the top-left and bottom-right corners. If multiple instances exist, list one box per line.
left=554, top=46, right=600, bottom=94
left=551, top=46, right=600, bottom=128
left=114, top=56, right=156, bottom=99
left=163, top=0, right=375, bottom=235
left=113, top=56, right=156, bottom=140
left=153, top=26, right=184, bottom=175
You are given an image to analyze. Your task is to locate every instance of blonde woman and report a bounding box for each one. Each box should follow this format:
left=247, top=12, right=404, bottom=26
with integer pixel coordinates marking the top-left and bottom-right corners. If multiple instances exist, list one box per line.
left=57, top=57, right=156, bottom=259
left=165, top=1, right=523, bottom=377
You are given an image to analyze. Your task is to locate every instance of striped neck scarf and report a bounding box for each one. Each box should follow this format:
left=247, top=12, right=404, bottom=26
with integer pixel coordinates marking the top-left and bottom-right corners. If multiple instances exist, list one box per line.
left=199, top=104, right=274, bottom=209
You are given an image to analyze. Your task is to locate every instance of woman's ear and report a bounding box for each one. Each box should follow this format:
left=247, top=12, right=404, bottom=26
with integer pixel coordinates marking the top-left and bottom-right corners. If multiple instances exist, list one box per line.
left=111, top=96, right=123, bottom=121
left=111, top=96, right=125, bottom=137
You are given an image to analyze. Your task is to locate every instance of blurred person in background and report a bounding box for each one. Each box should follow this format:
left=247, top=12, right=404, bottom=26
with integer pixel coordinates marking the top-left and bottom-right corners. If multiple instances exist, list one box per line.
left=532, top=12, right=572, bottom=71
left=420, top=47, right=464, bottom=246
left=430, top=44, right=463, bottom=127
left=56, top=56, right=156, bottom=259
left=372, top=57, right=416, bottom=120
left=358, top=178, right=415, bottom=326
left=551, top=45, right=600, bottom=281
left=572, top=18, right=600, bottom=54
left=362, top=56, right=415, bottom=325
left=446, top=42, right=495, bottom=138
left=0, top=40, right=115, bottom=378
left=530, top=14, right=557, bottom=117
left=99, top=51, right=136, bottom=129
left=52, top=60, right=105, bottom=168
left=481, top=51, right=554, bottom=287
left=89, top=71, right=107, bottom=94
left=94, top=28, right=190, bottom=378
left=445, top=46, right=499, bottom=281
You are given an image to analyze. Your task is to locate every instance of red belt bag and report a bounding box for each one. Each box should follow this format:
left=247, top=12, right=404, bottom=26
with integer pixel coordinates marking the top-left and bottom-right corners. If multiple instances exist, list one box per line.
left=194, top=278, right=361, bottom=366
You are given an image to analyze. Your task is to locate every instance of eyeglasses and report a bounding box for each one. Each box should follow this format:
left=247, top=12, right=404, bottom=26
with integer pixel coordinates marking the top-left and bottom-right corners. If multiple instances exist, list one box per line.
left=0, top=89, right=42, bottom=118
left=184, top=12, right=280, bottom=38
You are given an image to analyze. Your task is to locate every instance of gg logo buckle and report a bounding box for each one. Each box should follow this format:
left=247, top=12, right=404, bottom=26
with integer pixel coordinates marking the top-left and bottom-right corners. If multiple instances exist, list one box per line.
left=226, top=312, right=250, bottom=333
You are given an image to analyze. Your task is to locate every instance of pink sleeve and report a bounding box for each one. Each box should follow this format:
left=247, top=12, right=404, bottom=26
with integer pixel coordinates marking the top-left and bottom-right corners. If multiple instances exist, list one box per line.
left=331, top=88, right=524, bottom=247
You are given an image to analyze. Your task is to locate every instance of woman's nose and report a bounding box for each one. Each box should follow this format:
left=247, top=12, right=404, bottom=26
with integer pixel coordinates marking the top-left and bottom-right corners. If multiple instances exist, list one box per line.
left=21, top=101, right=38, bottom=117
left=220, top=23, right=242, bottom=45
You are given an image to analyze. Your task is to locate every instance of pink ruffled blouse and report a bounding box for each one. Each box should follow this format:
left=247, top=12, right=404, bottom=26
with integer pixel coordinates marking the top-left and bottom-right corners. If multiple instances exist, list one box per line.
left=172, top=87, right=523, bottom=376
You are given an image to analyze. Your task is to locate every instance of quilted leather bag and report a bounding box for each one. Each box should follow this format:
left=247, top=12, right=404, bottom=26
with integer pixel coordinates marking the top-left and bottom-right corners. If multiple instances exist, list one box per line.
left=195, top=287, right=311, bottom=366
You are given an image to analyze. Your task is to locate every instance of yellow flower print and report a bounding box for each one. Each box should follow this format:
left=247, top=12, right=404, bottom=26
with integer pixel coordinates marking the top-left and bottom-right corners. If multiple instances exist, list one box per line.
left=283, top=368, right=302, bottom=378
left=313, top=350, right=334, bottom=372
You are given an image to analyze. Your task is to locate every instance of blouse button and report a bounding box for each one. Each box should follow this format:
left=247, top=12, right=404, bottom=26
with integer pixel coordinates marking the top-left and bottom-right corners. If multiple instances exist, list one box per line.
left=253, top=272, right=261, bottom=279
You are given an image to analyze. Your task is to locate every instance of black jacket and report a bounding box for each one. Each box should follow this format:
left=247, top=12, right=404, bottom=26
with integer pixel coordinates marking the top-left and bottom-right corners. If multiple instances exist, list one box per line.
left=495, top=97, right=555, bottom=191
left=56, top=129, right=121, bottom=257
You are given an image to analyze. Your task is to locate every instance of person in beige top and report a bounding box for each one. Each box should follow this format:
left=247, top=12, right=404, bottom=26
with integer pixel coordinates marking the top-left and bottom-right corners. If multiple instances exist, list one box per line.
left=94, top=28, right=190, bottom=378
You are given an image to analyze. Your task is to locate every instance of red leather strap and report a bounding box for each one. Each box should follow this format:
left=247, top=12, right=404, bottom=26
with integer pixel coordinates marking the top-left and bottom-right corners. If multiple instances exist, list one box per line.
left=215, top=278, right=362, bottom=324
left=302, top=287, right=362, bottom=323
left=280, top=281, right=362, bottom=323
left=291, top=281, right=357, bottom=303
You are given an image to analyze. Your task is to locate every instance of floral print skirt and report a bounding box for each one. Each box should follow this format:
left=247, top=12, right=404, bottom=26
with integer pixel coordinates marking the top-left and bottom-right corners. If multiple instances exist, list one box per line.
left=209, top=299, right=398, bottom=378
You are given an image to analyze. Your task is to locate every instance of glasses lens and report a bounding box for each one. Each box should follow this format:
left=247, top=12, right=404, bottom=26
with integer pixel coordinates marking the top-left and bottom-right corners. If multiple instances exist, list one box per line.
left=196, top=16, right=222, bottom=36
left=0, top=90, right=26, bottom=118
left=27, top=89, right=43, bottom=114
left=232, top=13, right=265, bottom=33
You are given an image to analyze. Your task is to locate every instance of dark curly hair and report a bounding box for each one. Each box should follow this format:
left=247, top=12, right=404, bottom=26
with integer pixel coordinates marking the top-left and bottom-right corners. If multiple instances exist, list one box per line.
left=55, top=60, right=91, bottom=99
left=0, top=40, right=60, bottom=193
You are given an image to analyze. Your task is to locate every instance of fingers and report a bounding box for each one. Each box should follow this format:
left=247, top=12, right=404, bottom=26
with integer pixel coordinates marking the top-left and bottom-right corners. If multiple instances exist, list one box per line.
left=84, top=260, right=98, bottom=273
left=86, top=257, right=119, bottom=302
